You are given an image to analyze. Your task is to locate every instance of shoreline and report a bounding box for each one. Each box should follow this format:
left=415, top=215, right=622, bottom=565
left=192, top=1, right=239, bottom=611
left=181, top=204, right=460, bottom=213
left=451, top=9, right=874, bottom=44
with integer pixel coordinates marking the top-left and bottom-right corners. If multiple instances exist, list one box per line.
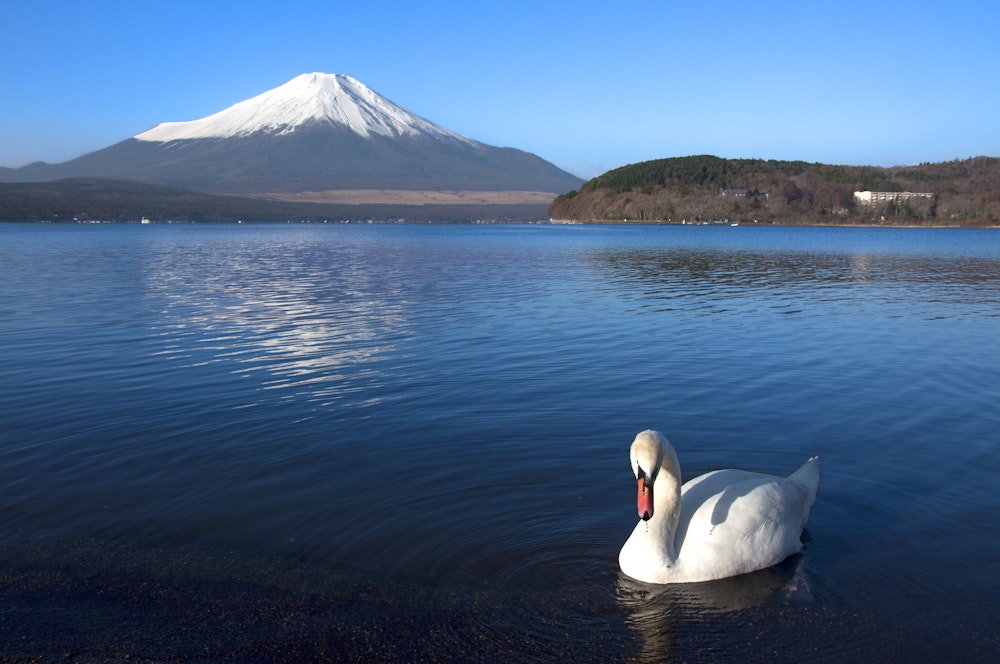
left=3, top=218, right=998, bottom=229
left=543, top=218, right=1000, bottom=229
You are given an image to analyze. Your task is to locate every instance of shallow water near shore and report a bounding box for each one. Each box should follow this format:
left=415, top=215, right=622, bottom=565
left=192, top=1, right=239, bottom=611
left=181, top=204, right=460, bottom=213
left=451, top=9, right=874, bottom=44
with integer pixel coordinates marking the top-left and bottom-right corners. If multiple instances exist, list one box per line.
left=1, top=222, right=998, bottom=661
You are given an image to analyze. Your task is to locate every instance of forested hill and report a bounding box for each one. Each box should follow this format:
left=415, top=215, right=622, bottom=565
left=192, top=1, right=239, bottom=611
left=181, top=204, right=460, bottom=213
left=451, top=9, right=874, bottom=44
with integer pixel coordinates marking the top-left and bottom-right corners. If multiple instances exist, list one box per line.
left=548, top=155, right=1000, bottom=226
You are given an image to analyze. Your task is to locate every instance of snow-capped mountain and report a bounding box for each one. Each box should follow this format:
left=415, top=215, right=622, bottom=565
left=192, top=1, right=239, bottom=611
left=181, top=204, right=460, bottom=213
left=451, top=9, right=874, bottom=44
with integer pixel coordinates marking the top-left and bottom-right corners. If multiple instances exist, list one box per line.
left=0, top=73, right=582, bottom=197
left=135, top=73, right=476, bottom=144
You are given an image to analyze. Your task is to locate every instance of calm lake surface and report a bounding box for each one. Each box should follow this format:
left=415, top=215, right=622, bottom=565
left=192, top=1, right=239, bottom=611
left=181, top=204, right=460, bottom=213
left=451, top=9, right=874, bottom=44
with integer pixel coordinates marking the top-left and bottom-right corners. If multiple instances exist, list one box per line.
left=1, top=222, right=998, bottom=661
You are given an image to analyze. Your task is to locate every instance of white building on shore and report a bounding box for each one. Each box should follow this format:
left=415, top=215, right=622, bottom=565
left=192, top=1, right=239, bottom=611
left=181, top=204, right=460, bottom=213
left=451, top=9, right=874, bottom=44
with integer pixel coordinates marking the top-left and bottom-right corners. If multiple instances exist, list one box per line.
left=854, top=191, right=933, bottom=205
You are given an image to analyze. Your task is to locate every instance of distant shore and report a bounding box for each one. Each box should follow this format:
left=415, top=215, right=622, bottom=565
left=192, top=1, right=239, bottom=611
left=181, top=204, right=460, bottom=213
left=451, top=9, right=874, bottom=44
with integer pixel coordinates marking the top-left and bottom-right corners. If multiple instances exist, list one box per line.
left=548, top=156, right=1000, bottom=229
left=544, top=218, right=999, bottom=229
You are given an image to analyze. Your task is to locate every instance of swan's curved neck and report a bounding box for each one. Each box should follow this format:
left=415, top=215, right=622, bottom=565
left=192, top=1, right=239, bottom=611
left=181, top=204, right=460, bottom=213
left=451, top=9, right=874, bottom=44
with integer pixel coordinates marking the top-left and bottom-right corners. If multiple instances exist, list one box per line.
left=646, top=452, right=683, bottom=563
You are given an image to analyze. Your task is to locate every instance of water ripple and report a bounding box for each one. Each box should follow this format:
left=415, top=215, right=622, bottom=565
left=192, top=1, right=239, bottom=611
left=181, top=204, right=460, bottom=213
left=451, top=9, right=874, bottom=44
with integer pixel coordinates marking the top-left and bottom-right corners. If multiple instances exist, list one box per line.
left=2, top=223, right=999, bottom=661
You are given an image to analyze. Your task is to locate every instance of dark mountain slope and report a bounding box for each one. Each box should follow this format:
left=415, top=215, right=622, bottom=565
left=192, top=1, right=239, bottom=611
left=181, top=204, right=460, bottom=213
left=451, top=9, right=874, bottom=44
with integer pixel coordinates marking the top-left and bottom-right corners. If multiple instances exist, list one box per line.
left=0, top=178, right=551, bottom=222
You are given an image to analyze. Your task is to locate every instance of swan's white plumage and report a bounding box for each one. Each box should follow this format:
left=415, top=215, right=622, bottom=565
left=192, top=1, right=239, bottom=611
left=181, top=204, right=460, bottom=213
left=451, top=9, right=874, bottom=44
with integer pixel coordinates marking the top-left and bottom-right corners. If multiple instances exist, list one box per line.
left=619, top=430, right=819, bottom=584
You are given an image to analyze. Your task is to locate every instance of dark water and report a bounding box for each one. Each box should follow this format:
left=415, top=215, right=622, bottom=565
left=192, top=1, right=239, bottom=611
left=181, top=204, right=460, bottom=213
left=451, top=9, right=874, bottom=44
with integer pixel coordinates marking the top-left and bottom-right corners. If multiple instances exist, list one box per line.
left=1, top=222, right=997, bottom=662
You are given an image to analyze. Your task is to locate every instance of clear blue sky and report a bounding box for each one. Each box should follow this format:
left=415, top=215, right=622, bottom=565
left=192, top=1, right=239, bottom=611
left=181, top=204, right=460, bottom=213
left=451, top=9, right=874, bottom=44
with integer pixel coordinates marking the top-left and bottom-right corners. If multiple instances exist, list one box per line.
left=3, top=0, right=998, bottom=179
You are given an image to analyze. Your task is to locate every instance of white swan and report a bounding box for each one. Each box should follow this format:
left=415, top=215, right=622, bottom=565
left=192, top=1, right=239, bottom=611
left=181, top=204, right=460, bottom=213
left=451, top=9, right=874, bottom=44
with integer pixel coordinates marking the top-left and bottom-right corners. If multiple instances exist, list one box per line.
left=619, top=430, right=819, bottom=584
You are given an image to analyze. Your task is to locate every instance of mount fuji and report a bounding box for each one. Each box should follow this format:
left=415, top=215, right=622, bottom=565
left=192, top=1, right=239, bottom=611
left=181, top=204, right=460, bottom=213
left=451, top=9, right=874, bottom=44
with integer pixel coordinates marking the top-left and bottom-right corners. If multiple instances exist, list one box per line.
left=135, top=73, right=478, bottom=145
left=0, top=73, right=583, bottom=202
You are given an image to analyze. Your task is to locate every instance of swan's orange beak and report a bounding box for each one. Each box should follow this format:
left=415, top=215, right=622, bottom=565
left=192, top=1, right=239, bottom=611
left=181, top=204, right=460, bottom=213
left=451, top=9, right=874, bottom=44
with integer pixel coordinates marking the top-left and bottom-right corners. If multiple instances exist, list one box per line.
left=637, top=475, right=654, bottom=521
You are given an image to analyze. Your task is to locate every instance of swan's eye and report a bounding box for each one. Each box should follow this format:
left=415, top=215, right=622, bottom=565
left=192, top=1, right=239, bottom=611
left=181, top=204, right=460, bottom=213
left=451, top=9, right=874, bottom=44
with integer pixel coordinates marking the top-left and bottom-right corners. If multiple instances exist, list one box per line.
left=637, top=464, right=657, bottom=486
left=637, top=466, right=651, bottom=485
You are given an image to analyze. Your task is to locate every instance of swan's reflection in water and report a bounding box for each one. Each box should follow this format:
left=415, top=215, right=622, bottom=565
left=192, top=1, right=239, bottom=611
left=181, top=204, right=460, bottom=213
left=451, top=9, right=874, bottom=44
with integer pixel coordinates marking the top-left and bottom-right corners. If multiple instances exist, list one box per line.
left=616, top=555, right=812, bottom=661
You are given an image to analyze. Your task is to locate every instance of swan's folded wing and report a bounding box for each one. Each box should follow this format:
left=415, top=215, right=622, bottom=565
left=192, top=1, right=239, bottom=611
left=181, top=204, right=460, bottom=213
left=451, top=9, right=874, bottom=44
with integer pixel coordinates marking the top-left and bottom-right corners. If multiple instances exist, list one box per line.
left=676, top=474, right=810, bottom=580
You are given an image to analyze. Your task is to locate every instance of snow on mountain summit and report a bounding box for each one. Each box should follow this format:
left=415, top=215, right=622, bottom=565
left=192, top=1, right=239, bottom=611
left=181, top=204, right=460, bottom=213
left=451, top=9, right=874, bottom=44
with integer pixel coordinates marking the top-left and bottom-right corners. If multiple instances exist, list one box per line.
left=135, top=73, right=476, bottom=144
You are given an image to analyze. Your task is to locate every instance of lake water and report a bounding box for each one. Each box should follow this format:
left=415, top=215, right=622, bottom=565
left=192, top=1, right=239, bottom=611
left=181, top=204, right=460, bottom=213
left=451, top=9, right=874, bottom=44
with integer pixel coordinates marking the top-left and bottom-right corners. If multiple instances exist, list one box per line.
left=1, top=222, right=998, bottom=661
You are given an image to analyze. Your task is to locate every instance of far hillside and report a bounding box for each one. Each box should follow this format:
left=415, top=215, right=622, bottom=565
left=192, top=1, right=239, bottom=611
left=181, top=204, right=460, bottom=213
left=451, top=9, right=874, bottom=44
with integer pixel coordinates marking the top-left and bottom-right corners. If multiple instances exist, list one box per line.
left=548, top=155, right=1000, bottom=226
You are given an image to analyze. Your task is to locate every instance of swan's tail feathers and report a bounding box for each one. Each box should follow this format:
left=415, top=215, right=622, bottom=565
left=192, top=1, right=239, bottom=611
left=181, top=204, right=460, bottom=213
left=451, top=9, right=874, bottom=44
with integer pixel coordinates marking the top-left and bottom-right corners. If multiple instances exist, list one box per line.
left=789, top=456, right=820, bottom=520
